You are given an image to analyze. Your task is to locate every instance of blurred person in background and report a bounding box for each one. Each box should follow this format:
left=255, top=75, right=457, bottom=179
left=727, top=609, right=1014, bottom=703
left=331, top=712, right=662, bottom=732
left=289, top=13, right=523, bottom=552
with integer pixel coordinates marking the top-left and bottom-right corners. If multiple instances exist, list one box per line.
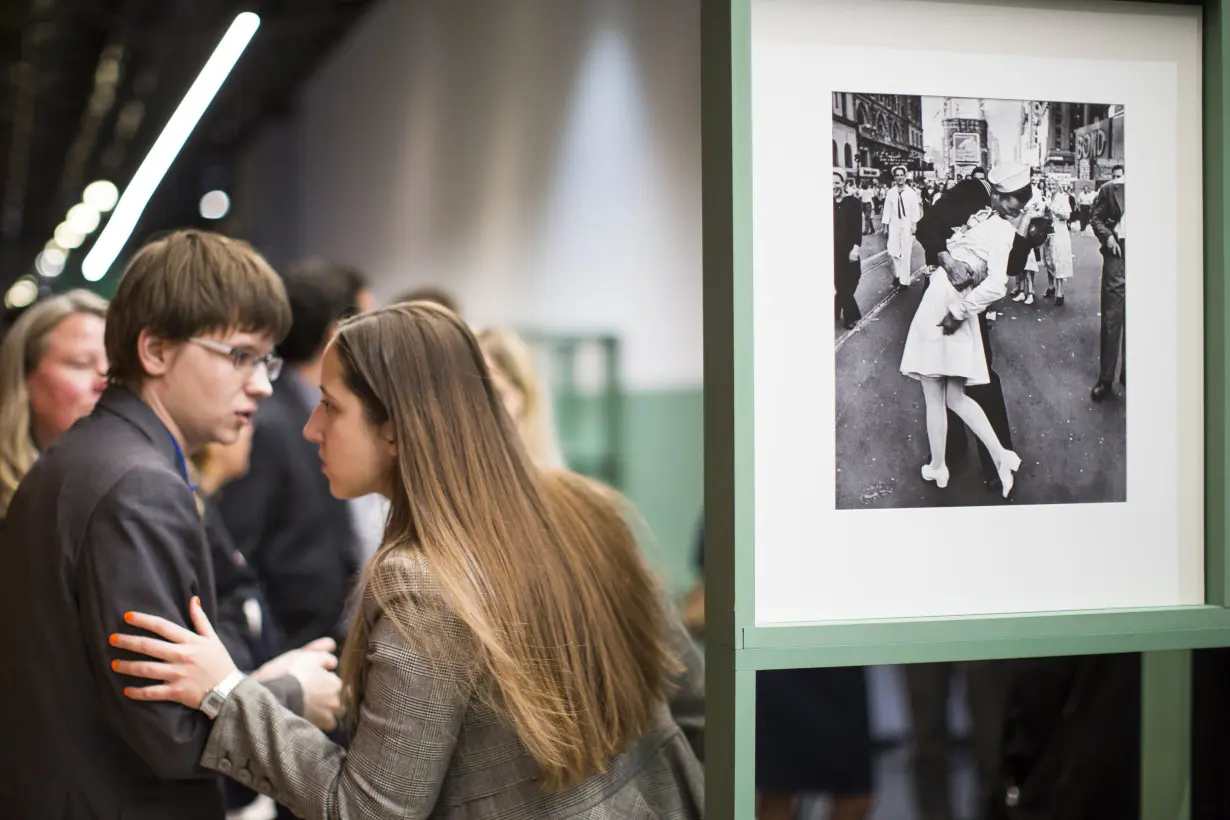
left=685, top=519, right=874, bottom=820
left=0, top=289, right=108, bottom=523
left=0, top=230, right=341, bottom=820
left=218, top=258, right=373, bottom=650
left=904, top=660, right=1006, bottom=820
left=394, top=284, right=461, bottom=315
left=111, top=302, right=704, bottom=819
left=995, top=653, right=1140, bottom=819
left=478, top=327, right=566, bottom=469
left=192, top=425, right=282, bottom=680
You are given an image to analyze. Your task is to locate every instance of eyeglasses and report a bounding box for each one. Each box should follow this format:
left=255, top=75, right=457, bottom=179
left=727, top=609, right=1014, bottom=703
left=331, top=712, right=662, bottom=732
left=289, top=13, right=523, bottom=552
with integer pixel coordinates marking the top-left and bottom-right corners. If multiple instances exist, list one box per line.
left=188, top=337, right=283, bottom=382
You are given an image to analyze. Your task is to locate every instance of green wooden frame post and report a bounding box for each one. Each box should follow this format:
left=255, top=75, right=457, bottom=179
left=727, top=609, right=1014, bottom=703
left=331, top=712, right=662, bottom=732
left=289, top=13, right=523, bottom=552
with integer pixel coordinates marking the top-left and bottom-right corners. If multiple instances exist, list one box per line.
left=703, top=1, right=1229, bottom=818
left=701, top=0, right=753, bottom=814
left=1142, top=651, right=1194, bottom=819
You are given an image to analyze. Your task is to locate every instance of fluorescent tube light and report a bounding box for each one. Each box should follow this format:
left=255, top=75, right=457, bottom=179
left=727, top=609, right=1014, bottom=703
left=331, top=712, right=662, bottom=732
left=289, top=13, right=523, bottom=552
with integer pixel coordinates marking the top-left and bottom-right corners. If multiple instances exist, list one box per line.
left=82, top=12, right=260, bottom=282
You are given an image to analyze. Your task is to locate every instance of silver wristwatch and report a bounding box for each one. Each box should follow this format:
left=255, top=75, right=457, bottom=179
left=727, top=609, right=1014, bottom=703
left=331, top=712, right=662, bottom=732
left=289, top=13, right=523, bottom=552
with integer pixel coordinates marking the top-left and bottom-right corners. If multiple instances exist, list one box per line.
left=199, top=670, right=247, bottom=719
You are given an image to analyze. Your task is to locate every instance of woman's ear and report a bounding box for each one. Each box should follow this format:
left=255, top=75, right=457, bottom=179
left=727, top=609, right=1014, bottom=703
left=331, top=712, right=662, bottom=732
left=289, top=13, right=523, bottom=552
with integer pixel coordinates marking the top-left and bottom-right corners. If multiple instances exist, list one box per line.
left=136, top=329, right=174, bottom=377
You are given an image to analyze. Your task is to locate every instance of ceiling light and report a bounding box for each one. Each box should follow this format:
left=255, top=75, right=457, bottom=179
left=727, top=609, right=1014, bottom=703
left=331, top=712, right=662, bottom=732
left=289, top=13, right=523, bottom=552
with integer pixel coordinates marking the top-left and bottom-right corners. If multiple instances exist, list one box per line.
left=5, top=277, right=39, bottom=309
left=81, top=12, right=261, bottom=282
left=55, top=222, right=86, bottom=249
left=67, top=203, right=101, bottom=234
left=83, top=180, right=119, bottom=212
left=36, top=250, right=66, bottom=278
left=41, top=247, right=66, bottom=268
left=199, top=190, right=230, bottom=220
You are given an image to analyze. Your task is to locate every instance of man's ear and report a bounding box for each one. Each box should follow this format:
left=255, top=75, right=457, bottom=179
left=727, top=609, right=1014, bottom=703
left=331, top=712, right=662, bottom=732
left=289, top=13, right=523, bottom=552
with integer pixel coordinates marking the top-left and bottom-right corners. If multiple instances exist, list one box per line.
left=136, top=329, right=177, bottom=378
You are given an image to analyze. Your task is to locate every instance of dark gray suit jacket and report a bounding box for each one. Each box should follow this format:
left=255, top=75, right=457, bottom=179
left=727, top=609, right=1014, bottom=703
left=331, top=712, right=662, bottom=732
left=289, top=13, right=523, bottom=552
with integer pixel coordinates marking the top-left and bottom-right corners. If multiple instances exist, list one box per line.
left=0, top=386, right=300, bottom=819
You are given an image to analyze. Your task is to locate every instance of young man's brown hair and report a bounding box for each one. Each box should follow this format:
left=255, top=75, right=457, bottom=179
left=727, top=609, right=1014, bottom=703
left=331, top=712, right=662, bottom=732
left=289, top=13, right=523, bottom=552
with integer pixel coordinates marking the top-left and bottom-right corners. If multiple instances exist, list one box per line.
left=105, top=229, right=292, bottom=386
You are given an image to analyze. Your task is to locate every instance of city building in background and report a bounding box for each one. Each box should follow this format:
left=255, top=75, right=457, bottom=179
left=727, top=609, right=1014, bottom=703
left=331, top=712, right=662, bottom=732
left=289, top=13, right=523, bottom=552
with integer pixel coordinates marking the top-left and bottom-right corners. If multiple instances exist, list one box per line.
left=941, top=97, right=991, bottom=180
left=832, top=93, right=860, bottom=181
left=1071, top=104, right=1125, bottom=183
left=1020, top=100, right=1123, bottom=188
left=833, top=93, right=927, bottom=183
left=831, top=94, right=1126, bottom=190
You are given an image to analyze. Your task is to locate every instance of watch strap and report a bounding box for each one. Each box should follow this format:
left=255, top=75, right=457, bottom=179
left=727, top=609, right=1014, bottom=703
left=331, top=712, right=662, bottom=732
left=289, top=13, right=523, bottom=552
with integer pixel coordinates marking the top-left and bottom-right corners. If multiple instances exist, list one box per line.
left=200, top=669, right=247, bottom=718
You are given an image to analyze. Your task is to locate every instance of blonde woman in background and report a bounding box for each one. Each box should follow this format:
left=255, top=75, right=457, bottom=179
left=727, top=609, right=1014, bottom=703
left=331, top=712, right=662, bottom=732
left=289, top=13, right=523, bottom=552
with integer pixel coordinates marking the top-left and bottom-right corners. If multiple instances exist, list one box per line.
left=478, top=327, right=567, bottom=468
left=0, top=290, right=107, bottom=521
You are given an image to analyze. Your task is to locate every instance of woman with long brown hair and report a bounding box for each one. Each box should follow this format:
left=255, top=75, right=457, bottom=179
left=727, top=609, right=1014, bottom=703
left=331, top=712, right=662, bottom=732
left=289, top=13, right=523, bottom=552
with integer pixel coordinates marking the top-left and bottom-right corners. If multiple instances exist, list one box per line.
left=108, top=301, right=703, bottom=819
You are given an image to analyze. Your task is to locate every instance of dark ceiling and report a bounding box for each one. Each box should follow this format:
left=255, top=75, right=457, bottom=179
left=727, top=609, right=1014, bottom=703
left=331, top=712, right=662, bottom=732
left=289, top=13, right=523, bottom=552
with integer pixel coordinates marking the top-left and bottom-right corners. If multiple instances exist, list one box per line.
left=0, top=0, right=379, bottom=293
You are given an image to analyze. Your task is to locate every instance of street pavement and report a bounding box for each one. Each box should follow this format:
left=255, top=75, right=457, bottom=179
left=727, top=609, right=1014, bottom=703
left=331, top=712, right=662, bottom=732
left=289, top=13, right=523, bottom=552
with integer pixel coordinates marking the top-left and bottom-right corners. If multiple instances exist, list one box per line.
left=835, top=220, right=1127, bottom=509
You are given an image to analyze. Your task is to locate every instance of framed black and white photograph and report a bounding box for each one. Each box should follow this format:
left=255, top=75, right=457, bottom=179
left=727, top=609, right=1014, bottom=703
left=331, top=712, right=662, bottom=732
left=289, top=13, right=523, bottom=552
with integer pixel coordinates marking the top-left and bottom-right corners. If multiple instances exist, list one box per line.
left=831, top=94, right=1126, bottom=510
left=749, top=0, right=1203, bottom=624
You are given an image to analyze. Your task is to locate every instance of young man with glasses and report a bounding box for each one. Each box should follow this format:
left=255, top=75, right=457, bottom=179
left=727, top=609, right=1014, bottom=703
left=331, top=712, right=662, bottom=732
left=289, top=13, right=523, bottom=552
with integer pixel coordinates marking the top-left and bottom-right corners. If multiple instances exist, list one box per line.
left=0, top=230, right=344, bottom=819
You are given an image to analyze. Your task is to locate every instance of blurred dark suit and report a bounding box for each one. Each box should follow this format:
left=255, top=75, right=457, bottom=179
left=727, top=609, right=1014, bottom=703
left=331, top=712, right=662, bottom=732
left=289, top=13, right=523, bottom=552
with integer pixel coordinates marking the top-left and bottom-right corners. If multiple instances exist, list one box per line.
left=218, top=373, right=359, bottom=652
left=205, top=498, right=280, bottom=675
left=995, top=654, right=1140, bottom=820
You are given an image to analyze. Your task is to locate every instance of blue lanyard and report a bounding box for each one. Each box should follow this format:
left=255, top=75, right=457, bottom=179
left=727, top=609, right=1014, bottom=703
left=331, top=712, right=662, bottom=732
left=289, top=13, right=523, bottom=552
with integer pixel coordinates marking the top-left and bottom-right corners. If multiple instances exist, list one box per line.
left=167, top=432, right=198, bottom=493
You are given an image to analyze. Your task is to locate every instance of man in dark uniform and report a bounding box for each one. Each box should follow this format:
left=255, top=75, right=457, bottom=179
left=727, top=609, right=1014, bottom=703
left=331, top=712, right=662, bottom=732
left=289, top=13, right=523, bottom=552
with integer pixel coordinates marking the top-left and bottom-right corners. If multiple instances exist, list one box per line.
left=1089, top=164, right=1126, bottom=402
left=833, top=171, right=865, bottom=329
left=914, top=166, right=1030, bottom=490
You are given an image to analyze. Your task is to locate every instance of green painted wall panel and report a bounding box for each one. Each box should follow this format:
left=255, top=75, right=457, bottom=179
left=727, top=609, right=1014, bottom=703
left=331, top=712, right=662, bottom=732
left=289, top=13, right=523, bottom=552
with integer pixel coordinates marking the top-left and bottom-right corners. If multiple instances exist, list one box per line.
left=555, top=386, right=704, bottom=596
left=617, top=388, right=705, bottom=597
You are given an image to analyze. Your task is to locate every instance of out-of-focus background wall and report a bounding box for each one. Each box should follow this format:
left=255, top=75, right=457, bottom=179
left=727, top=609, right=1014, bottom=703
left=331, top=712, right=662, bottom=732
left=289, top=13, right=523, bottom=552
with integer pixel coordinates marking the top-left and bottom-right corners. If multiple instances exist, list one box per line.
left=235, top=0, right=703, bottom=592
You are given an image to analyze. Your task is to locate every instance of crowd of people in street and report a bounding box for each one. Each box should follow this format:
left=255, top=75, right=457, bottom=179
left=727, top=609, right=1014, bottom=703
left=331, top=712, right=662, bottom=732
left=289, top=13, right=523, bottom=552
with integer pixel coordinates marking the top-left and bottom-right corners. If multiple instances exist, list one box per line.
left=835, top=161, right=1127, bottom=498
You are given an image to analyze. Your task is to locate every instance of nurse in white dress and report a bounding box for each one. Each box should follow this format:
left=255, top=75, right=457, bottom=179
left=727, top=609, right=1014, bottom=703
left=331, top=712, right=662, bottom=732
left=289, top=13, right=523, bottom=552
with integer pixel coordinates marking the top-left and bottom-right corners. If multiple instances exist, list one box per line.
left=900, top=164, right=1032, bottom=498
left=1044, top=188, right=1075, bottom=305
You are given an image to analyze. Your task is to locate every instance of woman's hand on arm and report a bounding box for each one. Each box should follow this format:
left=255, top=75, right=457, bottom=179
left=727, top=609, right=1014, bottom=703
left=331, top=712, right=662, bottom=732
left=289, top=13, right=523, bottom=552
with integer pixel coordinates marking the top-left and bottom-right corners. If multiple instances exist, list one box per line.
left=111, top=597, right=344, bottom=730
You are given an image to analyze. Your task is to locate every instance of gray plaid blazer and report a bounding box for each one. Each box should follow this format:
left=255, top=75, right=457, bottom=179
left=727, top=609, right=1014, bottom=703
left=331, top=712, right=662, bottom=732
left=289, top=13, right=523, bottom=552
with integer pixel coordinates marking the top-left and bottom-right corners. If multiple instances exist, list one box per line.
left=201, top=586, right=705, bottom=819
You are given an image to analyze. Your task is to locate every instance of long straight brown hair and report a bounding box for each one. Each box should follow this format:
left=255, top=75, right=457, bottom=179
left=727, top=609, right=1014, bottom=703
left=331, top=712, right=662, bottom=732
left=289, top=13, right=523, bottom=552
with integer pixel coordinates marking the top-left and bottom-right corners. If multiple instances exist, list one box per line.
left=335, top=302, right=681, bottom=791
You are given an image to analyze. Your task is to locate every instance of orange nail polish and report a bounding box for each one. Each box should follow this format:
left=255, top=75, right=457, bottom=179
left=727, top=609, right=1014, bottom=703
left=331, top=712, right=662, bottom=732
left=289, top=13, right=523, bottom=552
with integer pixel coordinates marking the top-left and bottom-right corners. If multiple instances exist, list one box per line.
left=108, top=634, right=119, bottom=646
left=123, top=687, right=132, bottom=697
left=123, top=612, right=134, bottom=623
left=111, top=660, right=119, bottom=672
